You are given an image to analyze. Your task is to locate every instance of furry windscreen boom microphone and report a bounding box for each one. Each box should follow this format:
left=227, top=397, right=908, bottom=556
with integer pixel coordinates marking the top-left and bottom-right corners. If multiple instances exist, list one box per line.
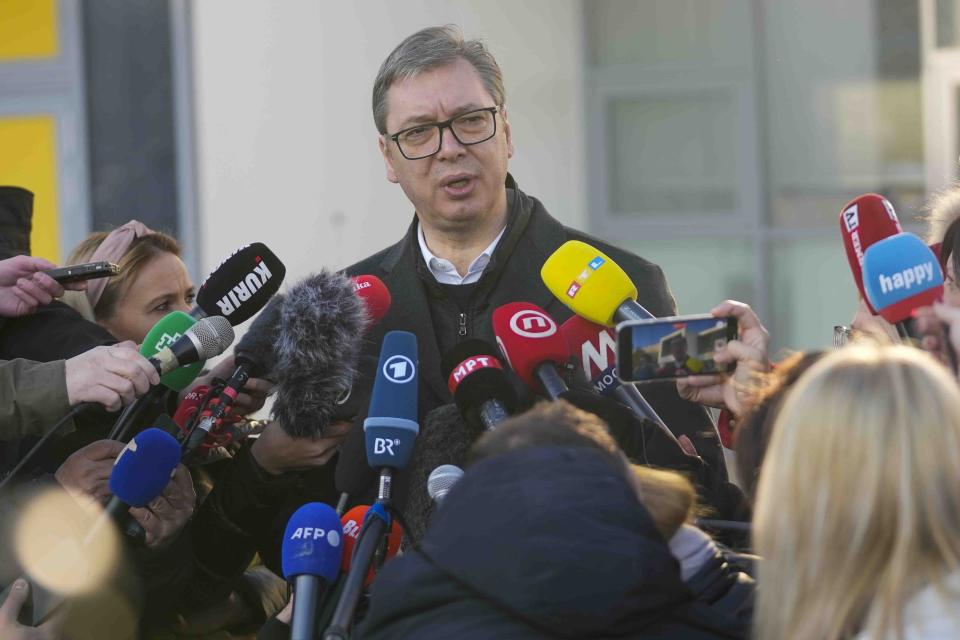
left=195, top=242, right=286, bottom=325
left=271, top=270, right=368, bottom=438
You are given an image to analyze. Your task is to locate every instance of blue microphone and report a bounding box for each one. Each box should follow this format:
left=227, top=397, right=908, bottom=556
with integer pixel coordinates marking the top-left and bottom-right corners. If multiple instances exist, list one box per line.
left=862, top=233, right=943, bottom=331
left=363, top=331, right=419, bottom=474
left=282, top=503, right=344, bottom=640
left=106, top=428, right=181, bottom=518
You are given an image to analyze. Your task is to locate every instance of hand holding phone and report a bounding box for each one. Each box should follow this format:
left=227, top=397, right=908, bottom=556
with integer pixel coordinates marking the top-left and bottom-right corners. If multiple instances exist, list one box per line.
left=672, top=301, right=770, bottom=417
left=43, top=261, right=120, bottom=284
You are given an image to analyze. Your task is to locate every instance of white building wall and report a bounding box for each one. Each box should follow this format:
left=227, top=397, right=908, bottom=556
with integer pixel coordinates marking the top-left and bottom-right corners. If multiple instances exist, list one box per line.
left=190, top=1, right=586, bottom=285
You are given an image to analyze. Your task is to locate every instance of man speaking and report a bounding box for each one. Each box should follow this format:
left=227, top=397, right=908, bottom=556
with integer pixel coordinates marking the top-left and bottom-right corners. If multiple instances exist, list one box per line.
left=342, top=25, right=735, bottom=509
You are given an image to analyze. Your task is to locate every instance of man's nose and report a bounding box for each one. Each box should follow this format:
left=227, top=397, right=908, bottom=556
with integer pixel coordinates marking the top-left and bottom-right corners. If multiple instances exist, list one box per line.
left=435, top=125, right=467, bottom=161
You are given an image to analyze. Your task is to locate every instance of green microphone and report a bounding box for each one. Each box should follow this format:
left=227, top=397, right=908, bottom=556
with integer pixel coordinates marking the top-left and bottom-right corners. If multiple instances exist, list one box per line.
left=140, top=311, right=204, bottom=391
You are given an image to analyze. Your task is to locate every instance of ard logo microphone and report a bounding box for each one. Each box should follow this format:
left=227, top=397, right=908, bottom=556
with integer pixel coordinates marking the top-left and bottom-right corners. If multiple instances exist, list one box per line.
left=364, top=331, right=419, bottom=476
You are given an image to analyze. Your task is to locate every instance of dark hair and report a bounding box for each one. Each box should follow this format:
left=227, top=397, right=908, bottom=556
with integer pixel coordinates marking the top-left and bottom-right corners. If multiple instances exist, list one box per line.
left=734, top=350, right=826, bottom=500
left=939, top=215, right=960, bottom=283
left=467, top=400, right=623, bottom=470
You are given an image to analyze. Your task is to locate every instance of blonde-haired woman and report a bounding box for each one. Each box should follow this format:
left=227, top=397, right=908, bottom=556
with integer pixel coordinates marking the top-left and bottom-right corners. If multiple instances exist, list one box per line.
left=63, top=220, right=194, bottom=343
left=754, top=344, right=960, bottom=640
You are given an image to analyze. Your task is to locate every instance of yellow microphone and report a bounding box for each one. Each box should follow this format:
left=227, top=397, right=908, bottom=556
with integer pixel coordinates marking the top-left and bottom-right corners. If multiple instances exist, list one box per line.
left=541, top=240, right=652, bottom=327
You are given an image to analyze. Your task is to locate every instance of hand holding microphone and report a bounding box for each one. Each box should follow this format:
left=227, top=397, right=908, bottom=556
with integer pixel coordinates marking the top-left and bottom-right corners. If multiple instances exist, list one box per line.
left=251, top=420, right=353, bottom=476
left=64, top=342, right=160, bottom=412
left=676, top=300, right=770, bottom=417
left=128, top=463, right=196, bottom=549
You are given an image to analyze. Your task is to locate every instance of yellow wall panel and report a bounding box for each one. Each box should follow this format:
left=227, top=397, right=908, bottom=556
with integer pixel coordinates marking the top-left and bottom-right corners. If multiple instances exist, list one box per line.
left=0, top=116, right=60, bottom=262
left=0, top=0, right=59, bottom=61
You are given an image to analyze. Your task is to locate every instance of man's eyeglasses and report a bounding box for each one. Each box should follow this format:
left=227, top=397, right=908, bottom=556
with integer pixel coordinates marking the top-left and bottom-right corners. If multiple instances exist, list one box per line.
left=387, top=106, right=501, bottom=160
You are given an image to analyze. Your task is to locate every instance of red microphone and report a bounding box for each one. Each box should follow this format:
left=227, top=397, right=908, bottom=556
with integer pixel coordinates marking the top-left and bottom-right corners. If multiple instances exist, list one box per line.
left=559, top=316, right=676, bottom=442
left=172, top=385, right=214, bottom=435
left=352, top=275, right=392, bottom=325
left=492, top=302, right=569, bottom=399
left=839, top=193, right=902, bottom=314
left=340, top=505, right=403, bottom=587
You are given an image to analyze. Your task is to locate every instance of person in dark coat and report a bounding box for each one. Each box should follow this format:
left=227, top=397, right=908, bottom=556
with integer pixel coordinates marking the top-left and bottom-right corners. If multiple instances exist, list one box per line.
left=356, top=400, right=748, bottom=640
left=334, top=23, right=740, bottom=519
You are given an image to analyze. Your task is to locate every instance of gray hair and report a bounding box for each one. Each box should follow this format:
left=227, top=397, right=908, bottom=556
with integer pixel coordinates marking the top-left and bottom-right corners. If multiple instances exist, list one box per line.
left=372, top=25, right=506, bottom=134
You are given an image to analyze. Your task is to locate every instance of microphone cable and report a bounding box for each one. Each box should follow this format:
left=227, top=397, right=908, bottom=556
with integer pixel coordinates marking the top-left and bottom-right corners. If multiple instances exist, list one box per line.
left=0, top=403, right=91, bottom=495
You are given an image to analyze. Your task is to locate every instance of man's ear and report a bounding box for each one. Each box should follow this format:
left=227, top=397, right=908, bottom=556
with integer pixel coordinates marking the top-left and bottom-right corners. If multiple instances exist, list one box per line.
left=379, top=135, right=399, bottom=183
left=502, top=107, right=514, bottom=159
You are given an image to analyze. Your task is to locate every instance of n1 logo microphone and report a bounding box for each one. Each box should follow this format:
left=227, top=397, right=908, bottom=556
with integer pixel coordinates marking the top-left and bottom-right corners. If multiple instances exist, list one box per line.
left=140, top=310, right=203, bottom=391
left=352, top=275, right=392, bottom=325
left=442, top=339, right=517, bottom=430
left=540, top=240, right=654, bottom=326
left=839, top=193, right=903, bottom=314
left=363, top=331, right=419, bottom=472
left=559, top=315, right=675, bottom=442
left=862, top=232, right=944, bottom=325
left=492, top=302, right=570, bottom=399
left=195, top=242, right=286, bottom=325
left=282, top=503, right=344, bottom=640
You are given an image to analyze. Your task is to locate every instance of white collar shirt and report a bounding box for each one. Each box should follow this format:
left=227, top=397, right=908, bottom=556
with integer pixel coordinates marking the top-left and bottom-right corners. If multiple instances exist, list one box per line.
left=417, top=222, right=506, bottom=285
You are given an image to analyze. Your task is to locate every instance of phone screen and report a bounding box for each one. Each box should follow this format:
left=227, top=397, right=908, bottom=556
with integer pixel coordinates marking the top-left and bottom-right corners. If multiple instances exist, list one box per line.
left=616, top=315, right=738, bottom=383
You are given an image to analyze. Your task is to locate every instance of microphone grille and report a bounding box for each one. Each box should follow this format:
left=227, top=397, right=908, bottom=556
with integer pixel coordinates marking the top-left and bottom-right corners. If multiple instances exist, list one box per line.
left=427, top=464, right=464, bottom=502
left=191, top=315, right=235, bottom=358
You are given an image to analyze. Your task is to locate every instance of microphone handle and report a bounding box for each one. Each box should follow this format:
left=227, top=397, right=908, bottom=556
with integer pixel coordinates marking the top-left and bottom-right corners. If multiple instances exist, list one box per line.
left=291, top=575, right=324, bottom=640
left=614, top=299, right=654, bottom=323
left=108, top=385, right=166, bottom=441
left=324, top=514, right=388, bottom=639
left=479, top=398, right=508, bottom=430
left=534, top=363, right=568, bottom=400
left=612, top=385, right=679, bottom=446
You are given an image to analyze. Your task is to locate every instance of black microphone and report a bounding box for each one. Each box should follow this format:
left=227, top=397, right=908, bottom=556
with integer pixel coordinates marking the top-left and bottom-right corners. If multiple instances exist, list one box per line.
left=401, top=404, right=479, bottom=544
left=442, top=339, right=517, bottom=430
left=194, top=242, right=286, bottom=325
left=182, top=297, right=283, bottom=457
left=271, top=270, right=369, bottom=437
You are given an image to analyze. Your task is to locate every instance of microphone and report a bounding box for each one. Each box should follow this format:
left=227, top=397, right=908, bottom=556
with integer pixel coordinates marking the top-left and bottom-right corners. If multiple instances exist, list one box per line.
left=339, top=505, right=403, bottom=586
left=140, top=310, right=204, bottom=391
left=839, top=193, right=902, bottom=314
left=442, top=339, right=517, bottom=430
left=181, top=297, right=284, bottom=456
left=195, top=242, right=286, bottom=325
left=271, top=270, right=368, bottom=437
left=559, top=315, right=676, bottom=444
left=325, top=331, right=417, bottom=639
left=491, top=302, right=570, bottom=399
left=427, top=465, right=463, bottom=506
left=148, top=315, right=234, bottom=377
left=352, top=275, right=392, bottom=325
left=108, top=311, right=219, bottom=441
left=541, top=240, right=654, bottom=326
left=363, top=330, right=419, bottom=484
left=103, top=428, right=182, bottom=524
left=282, top=503, right=344, bottom=640
left=862, top=232, right=944, bottom=336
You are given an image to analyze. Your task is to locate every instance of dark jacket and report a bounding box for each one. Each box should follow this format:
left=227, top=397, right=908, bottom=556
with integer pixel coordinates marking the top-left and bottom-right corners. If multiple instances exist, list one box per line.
left=358, top=445, right=747, bottom=639
left=338, top=177, right=731, bottom=511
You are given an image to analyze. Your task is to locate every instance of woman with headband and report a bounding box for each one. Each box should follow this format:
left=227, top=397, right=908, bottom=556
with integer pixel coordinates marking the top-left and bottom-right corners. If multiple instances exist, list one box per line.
left=63, top=221, right=195, bottom=344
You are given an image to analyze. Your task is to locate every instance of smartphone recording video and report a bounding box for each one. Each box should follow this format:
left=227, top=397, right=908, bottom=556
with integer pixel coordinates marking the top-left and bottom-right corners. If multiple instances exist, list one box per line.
left=616, top=314, right=738, bottom=383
